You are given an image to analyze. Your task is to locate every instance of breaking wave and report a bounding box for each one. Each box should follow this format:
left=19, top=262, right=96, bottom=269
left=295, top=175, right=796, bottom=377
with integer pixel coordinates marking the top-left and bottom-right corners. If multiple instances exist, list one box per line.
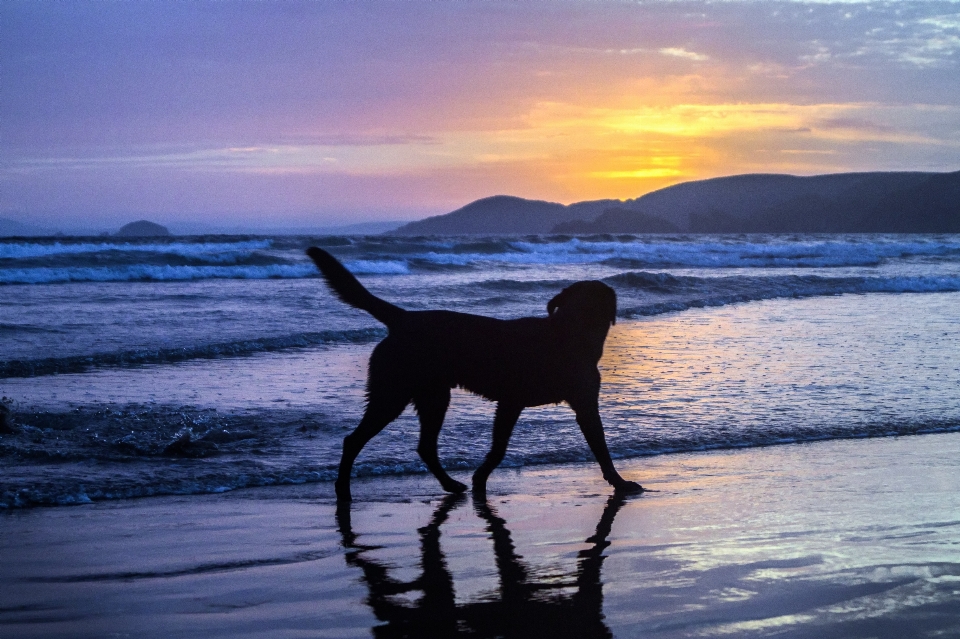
left=4, top=271, right=959, bottom=377
left=0, top=328, right=385, bottom=378
left=4, top=234, right=960, bottom=284
left=608, top=271, right=960, bottom=317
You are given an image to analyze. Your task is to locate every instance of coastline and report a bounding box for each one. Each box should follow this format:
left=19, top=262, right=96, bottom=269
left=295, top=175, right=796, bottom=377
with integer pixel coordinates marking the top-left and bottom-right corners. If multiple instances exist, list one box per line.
left=3, top=431, right=960, bottom=638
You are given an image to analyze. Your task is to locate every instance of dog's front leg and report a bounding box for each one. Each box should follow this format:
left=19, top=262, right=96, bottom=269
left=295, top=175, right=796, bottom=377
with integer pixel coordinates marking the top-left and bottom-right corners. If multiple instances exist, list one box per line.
left=569, top=396, right=643, bottom=493
left=472, top=402, right=523, bottom=496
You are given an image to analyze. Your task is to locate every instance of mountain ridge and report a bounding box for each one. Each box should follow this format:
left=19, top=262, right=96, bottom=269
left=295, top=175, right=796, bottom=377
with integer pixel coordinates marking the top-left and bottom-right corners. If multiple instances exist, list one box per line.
left=392, top=171, right=959, bottom=235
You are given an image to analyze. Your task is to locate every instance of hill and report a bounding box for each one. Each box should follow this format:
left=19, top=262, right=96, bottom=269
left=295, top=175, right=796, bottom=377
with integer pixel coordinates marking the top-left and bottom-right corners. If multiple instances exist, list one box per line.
left=391, top=171, right=958, bottom=235
left=553, top=207, right=679, bottom=234
left=860, top=171, right=960, bottom=233
left=392, top=195, right=617, bottom=235
left=115, top=220, right=171, bottom=237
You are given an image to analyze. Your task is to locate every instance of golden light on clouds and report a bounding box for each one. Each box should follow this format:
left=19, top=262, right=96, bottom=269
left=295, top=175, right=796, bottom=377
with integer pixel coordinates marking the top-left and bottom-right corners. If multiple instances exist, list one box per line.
left=526, top=101, right=902, bottom=140
left=658, top=47, right=710, bottom=61
left=25, top=100, right=958, bottom=206
left=592, top=168, right=685, bottom=179
left=6, top=0, right=959, bottom=221
left=433, top=100, right=960, bottom=200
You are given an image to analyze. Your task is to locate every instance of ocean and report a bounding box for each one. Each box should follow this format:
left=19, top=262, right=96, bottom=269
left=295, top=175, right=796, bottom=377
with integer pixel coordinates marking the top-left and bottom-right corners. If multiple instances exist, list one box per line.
left=2, top=233, right=959, bottom=508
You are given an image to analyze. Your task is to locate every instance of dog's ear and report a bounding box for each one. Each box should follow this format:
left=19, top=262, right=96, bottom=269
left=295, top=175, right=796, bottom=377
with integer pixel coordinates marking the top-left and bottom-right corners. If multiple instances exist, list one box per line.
left=547, top=289, right=568, bottom=317
left=604, top=288, right=617, bottom=326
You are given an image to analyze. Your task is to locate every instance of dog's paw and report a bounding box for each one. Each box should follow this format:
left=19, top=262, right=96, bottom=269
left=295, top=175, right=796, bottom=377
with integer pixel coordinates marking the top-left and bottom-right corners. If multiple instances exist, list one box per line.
left=335, top=481, right=353, bottom=502
left=444, top=479, right=468, bottom=494
left=471, top=470, right=491, bottom=494
left=614, top=480, right=644, bottom=494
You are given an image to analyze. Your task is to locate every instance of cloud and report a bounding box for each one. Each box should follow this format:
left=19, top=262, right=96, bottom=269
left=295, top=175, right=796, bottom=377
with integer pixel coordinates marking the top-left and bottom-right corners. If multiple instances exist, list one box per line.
left=659, top=47, right=710, bottom=61
left=2, top=0, right=959, bottom=222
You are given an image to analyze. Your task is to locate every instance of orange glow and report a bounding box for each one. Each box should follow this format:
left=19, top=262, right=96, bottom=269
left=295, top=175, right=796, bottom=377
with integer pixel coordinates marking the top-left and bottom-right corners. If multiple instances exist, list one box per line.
left=25, top=98, right=956, bottom=212
left=6, top=1, right=959, bottom=222
left=437, top=100, right=959, bottom=202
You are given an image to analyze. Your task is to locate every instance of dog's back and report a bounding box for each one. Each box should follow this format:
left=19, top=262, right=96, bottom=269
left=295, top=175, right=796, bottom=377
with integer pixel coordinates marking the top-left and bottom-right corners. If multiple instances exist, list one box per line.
left=380, top=310, right=571, bottom=405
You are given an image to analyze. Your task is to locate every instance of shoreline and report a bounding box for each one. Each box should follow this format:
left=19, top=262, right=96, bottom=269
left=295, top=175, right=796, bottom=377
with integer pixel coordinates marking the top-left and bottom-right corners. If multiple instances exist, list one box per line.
left=4, top=421, right=960, bottom=510
left=4, top=431, right=960, bottom=637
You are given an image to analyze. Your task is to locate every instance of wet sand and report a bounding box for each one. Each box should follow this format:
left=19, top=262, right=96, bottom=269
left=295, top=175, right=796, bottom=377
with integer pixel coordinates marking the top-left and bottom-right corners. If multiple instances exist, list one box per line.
left=3, top=432, right=960, bottom=638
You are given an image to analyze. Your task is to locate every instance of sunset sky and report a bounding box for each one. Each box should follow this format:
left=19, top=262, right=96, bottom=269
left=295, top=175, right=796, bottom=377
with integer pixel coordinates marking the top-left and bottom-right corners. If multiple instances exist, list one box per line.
left=3, top=1, right=959, bottom=230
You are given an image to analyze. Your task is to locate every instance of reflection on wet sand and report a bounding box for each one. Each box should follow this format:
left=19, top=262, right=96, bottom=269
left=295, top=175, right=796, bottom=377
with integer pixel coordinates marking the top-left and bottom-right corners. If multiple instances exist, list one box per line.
left=337, top=493, right=630, bottom=638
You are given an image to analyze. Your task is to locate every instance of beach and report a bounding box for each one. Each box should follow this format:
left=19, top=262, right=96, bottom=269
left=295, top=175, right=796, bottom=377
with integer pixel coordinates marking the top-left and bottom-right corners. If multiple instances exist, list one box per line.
left=4, top=431, right=959, bottom=638
left=6, top=0, right=960, bottom=634
left=3, top=233, right=959, bottom=636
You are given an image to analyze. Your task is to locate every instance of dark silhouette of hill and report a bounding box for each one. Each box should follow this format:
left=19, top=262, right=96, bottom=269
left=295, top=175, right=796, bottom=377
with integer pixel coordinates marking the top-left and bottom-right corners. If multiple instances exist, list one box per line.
left=615, top=172, right=935, bottom=232
left=859, top=170, right=960, bottom=232
left=553, top=207, right=680, bottom=234
left=115, top=220, right=171, bottom=237
left=393, top=195, right=616, bottom=235
left=392, top=171, right=958, bottom=235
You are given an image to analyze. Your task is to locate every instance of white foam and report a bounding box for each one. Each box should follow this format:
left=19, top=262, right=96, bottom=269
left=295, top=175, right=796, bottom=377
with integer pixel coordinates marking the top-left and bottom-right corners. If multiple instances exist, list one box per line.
left=342, top=259, right=409, bottom=274
left=0, top=239, right=273, bottom=260
left=0, top=263, right=317, bottom=284
left=496, top=237, right=960, bottom=269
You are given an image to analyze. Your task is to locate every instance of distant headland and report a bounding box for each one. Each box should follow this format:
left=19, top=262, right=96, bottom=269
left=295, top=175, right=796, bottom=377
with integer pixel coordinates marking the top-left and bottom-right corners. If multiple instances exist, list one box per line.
left=394, top=170, right=960, bottom=235
left=115, top=220, right=171, bottom=237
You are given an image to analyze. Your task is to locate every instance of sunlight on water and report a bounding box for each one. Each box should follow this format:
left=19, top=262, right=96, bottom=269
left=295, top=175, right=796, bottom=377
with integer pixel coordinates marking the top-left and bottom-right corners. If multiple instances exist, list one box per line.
left=600, top=292, right=960, bottom=452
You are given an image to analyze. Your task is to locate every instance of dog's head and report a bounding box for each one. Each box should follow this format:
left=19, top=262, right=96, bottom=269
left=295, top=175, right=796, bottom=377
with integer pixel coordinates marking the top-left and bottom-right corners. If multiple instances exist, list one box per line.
left=547, top=281, right=617, bottom=330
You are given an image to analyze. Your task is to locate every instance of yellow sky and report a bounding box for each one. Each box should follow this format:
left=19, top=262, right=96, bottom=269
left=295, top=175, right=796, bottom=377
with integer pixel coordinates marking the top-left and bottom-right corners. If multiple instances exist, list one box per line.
left=173, top=99, right=954, bottom=205
left=3, top=1, right=959, bottom=224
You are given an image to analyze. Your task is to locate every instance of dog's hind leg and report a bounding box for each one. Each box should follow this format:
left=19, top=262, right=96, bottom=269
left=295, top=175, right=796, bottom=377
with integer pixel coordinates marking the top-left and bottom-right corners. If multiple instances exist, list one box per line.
left=471, top=402, right=522, bottom=496
left=413, top=388, right=467, bottom=494
left=337, top=390, right=409, bottom=501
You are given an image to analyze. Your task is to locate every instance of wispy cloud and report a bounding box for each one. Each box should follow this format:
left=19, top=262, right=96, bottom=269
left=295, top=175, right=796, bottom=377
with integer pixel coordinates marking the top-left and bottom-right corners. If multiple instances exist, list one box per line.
left=2, top=0, right=959, bottom=221
left=659, top=47, right=710, bottom=61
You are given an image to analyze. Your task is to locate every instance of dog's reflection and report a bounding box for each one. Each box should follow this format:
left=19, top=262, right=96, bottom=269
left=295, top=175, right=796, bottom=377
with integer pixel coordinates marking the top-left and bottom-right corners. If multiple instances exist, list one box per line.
left=337, top=493, right=629, bottom=638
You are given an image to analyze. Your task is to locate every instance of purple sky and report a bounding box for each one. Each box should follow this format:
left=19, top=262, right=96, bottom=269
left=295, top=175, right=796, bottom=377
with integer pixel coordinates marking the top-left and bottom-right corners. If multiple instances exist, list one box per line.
left=2, top=1, right=959, bottom=231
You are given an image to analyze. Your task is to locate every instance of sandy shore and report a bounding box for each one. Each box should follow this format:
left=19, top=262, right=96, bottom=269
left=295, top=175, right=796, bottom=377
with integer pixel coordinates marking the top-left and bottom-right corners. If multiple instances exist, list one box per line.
left=3, top=432, right=960, bottom=638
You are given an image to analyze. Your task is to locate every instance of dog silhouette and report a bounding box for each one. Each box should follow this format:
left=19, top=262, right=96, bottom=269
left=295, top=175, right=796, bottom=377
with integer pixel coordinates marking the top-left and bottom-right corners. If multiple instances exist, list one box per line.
left=308, top=247, right=641, bottom=500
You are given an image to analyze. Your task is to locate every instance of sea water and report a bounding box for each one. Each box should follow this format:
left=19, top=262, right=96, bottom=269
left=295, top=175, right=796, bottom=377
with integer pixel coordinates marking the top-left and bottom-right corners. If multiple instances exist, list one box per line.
left=2, top=233, right=959, bottom=507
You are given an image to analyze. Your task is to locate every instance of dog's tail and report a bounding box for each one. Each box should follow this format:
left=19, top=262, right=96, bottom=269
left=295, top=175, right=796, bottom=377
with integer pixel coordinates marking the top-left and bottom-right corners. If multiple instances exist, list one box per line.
left=306, top=247, right=404, bottom=327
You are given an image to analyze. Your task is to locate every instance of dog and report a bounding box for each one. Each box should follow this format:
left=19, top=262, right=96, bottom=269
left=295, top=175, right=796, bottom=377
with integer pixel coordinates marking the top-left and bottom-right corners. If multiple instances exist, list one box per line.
left=307, top=247, right=642, bottom=500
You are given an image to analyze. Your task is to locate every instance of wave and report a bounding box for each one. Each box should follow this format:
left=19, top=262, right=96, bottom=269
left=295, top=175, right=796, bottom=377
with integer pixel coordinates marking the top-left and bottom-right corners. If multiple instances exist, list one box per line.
left=343, top=259, right=409, bottom=274
left=5, top=234, right=960, bottom=285
left=0, top=261, right=412, bottom=284
left=459, top=271, right=960, bottom=316
left=0, top=239, right=273, bottom=260
left=5, top=272, right=958, bottom=377
left=0, top=323, right=64, bottom=334
left=2, top=402, right=957, bottom=508
left=397, top=234, right=960, bottom=271
left=510, top=236, right=960, bottom=269
left=0, top=263, right=321, bottom=284
left=608, top=272, right=960, bottom=317
left=0, top=328, right=385, bottom=378
left=474, top=278, right=572, bottom=292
